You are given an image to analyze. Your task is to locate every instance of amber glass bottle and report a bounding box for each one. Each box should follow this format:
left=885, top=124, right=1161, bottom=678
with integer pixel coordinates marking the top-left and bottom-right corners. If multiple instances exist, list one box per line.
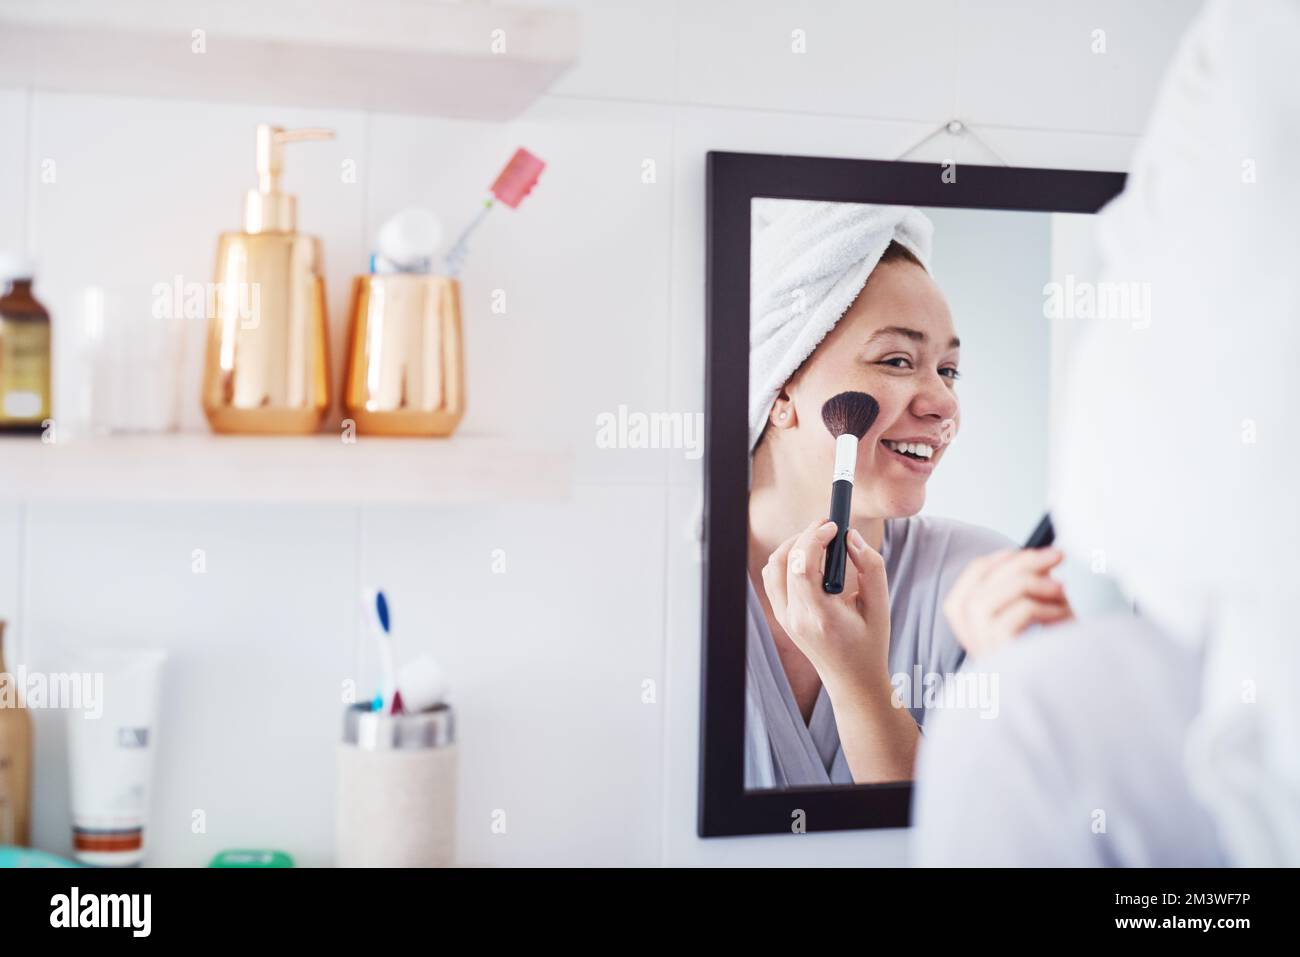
left=0, top=258, right=52, bottom=436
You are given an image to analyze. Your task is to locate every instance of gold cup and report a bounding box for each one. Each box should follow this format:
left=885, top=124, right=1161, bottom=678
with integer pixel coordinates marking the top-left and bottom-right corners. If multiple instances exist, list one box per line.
left=343, top=275, right=465, bottom=436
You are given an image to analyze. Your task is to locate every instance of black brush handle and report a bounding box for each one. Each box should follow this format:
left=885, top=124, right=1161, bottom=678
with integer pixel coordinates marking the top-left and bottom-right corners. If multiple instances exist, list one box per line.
left=823, top=479, right=853, bottom=593
left=1023, top=512, right=1055, bottom=549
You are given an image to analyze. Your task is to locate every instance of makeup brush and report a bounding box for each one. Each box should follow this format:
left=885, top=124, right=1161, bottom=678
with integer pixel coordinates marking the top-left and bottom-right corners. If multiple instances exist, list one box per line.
left=821, top=391, right=880, bottom=594
left=1023, top=512, right=1055, bottom=549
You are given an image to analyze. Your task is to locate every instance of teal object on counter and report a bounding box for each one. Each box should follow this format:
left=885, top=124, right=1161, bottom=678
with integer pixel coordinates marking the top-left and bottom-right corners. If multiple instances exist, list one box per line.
left=208, top=849, right=294, bottom=868
left=0, top=846, right=82, bottom=868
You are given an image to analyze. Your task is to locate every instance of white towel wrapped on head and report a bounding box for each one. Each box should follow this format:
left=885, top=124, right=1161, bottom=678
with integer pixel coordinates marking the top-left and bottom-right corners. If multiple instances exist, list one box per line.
left=749, top=200, right=933, bottom=452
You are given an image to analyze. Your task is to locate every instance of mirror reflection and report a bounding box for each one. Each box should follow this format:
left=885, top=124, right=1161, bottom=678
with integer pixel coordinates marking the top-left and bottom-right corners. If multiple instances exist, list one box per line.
left=745, top=199, right=1075, bottom=789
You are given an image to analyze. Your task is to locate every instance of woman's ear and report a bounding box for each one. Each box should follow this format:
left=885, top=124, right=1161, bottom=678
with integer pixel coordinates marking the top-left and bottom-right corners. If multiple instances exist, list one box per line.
left=769, top=387, right=797, bottom=431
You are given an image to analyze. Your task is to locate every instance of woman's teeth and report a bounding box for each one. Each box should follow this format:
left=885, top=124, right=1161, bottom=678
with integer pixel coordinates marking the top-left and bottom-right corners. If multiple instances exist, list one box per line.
left=883, top=439, right=935, bottom=460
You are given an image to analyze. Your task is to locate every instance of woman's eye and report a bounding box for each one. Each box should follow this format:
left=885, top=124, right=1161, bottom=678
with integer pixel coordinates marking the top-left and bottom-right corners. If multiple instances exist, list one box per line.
left=876, top=357, right=959, bottom=380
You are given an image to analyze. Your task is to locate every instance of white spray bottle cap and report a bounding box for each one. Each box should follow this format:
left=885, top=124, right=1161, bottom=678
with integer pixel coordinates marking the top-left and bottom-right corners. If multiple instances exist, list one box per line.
left=0, top=254, right=35, bottom=282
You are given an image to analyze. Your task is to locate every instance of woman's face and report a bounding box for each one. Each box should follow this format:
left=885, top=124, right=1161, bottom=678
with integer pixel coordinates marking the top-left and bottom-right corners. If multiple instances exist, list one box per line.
left=772, top=258, right=961, bottom=518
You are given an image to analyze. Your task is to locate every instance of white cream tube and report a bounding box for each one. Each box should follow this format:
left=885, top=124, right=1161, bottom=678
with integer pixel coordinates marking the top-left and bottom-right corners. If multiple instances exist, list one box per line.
left=67, top=650, right=166, bottom=866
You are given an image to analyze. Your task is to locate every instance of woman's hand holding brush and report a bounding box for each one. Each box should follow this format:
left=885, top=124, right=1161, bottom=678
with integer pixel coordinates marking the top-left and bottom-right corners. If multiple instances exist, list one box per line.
left=762, top=518, right=920, bottom=782
left=762, top=518, right=891, bottom=692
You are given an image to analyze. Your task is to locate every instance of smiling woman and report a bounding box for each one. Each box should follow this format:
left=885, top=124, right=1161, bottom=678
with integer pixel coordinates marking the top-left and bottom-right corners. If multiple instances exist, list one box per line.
left=744, top=200, right=1035, bottom=790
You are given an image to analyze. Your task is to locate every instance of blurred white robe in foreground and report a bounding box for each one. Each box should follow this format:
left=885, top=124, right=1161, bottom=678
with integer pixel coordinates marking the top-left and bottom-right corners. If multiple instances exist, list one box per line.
left=913, top=0, right=1300, bottom=865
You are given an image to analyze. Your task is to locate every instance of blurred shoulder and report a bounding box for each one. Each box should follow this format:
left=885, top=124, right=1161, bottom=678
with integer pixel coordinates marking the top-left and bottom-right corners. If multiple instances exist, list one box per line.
left=925, top=613, right=1196, bottom=749
left=913, top=614, right=1217, bottom=865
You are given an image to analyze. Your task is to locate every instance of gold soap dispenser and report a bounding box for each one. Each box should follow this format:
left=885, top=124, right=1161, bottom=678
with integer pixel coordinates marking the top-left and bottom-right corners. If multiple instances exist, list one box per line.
left=203, top=124, right=334, bottom=434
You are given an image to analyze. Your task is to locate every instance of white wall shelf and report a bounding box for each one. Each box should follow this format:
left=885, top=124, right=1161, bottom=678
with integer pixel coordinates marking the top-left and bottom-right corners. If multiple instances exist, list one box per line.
left=0, top=433, right=572, bottom=505
left=0, top=0, right=579, bottom=120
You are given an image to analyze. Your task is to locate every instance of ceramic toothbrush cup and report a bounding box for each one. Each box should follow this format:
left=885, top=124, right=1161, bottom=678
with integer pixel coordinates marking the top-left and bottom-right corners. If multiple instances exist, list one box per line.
left=336, top=703, right=457, bottom=867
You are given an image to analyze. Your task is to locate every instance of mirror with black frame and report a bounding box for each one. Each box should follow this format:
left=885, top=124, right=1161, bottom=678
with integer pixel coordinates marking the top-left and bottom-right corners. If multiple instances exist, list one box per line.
left=700, top=153, right=1129, bottom=837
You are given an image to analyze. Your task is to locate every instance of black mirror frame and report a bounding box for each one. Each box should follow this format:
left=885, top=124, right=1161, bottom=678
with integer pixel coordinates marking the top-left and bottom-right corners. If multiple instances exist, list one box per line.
left=699, top=150, right=1126, bottom=838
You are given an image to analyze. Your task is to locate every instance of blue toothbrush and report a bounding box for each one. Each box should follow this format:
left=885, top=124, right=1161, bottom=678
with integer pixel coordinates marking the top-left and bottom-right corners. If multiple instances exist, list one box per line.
left=366, top=589, right=396, bottom=713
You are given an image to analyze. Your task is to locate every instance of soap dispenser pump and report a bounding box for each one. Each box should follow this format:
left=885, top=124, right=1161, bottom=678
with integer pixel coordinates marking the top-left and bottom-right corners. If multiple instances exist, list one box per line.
left=202, top=124, right=335, bottom=434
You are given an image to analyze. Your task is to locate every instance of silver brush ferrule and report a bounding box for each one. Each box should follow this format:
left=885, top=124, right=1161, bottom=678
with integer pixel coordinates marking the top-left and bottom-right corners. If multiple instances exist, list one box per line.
left=832, top=433, right=858, bottom=483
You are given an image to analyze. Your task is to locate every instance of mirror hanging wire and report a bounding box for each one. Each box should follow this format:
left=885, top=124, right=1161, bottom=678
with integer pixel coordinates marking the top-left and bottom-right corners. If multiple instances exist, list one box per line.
left=894, top=118, right=1011, bottom=167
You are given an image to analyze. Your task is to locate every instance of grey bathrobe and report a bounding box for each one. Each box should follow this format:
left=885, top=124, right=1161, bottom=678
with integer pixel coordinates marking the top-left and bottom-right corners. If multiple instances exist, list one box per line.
left=744, top=514, right=1011, bottom=789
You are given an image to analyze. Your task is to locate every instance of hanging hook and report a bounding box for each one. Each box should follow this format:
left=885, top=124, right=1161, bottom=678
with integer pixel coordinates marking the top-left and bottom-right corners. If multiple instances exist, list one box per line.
left=895, top=118, right=1010, bottom=166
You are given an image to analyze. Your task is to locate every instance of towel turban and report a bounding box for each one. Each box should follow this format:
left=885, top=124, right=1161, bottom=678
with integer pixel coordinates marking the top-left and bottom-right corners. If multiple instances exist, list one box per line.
left=749, top=200, right=934, bottom=453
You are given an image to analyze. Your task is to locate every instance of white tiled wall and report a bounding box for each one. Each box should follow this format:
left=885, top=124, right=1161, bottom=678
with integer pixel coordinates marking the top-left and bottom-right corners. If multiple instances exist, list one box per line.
left=0, top=0, right=1197, bottom=866
left=24, top=504, right=358, bottom=866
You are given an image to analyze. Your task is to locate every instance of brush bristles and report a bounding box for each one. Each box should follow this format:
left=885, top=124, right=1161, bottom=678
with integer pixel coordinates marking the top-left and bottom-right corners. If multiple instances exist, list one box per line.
left=821, top=391, right=879, bottom=439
